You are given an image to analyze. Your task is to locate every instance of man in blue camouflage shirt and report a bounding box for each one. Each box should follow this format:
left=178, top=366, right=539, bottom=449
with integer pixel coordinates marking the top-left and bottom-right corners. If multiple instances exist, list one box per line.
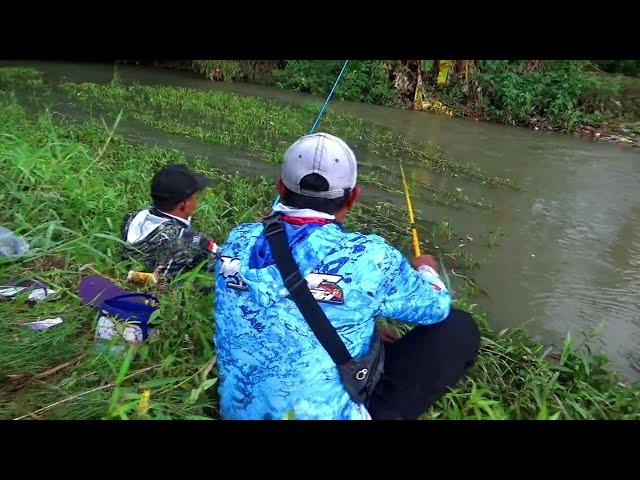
left=214, top=133, right=480, bottom=420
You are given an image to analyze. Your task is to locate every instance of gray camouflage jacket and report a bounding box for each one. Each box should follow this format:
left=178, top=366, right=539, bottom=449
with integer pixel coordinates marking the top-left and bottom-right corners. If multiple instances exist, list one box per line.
left=120, top=208, right=216, bottom=279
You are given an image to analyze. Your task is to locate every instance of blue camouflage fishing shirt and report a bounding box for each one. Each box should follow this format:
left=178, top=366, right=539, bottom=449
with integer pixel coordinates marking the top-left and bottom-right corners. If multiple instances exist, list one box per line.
left=214, top=209, right=451, bottom=420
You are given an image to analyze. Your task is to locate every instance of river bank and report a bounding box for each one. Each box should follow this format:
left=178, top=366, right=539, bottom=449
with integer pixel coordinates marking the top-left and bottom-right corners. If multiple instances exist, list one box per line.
left=2, top=66, right=640, bottom=419
left=166, top=60, right=640, bottom=149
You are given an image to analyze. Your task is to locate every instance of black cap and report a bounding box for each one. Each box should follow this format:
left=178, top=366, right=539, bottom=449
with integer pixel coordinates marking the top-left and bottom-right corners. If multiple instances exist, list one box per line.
left=151, top=164, right=213, bottom=206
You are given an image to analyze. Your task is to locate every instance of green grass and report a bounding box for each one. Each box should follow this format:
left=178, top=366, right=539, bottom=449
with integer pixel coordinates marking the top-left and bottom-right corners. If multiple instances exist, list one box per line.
left=58, top=80, right=518, bottom=193
left=2, top=80, right=639, bottom=420
left=0, top=67, right=44, bottom=87
left=424, top=302, right=640, bottom=419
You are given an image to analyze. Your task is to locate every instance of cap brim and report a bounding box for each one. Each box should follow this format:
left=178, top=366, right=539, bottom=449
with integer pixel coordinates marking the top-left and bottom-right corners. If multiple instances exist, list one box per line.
left=193, top=173, right=213, bottom=192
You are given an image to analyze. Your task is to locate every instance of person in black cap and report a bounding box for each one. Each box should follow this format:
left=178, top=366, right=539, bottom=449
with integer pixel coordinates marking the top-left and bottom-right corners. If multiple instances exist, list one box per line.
left=120, top=164, right=218, bottom=279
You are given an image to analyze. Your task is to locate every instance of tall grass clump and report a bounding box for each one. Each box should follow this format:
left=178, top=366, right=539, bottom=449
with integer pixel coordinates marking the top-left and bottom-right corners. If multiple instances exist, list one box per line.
left=59, top=81, right=517, bottom=192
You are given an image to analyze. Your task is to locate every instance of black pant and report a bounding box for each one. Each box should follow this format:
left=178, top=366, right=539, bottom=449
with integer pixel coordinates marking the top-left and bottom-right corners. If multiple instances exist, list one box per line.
left=367, top=309, right=481, bottom=420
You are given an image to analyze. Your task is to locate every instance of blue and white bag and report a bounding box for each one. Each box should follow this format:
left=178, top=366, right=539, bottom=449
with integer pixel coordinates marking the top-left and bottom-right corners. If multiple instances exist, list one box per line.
left=95, top=293, right=159, bottom=347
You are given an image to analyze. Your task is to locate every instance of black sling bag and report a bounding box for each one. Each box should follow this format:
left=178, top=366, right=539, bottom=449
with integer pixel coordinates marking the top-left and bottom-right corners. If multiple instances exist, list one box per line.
left=262, top=213, right=384, bottom=405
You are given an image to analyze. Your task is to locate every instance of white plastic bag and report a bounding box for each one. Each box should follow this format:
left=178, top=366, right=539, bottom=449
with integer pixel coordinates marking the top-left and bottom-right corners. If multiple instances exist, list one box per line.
left=0, top=226, right=29, bottom=257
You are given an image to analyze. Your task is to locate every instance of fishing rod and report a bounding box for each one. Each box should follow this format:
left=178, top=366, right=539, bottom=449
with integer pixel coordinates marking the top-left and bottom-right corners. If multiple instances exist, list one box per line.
left=399, top=160, right=422, bottom=257
left=308, top=60, right=350, bottom=135
left=273, top=60, right=350, bottom=206
left=399, top=160, right=451, bottom=289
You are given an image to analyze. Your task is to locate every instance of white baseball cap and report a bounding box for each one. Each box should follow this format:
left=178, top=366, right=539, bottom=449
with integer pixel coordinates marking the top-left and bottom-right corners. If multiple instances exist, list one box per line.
left=281, top=132, right=358, bottom=199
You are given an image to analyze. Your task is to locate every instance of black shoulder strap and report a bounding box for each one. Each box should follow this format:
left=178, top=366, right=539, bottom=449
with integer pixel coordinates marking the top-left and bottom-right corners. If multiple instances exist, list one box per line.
left=263, top=214, right=352, bottom=366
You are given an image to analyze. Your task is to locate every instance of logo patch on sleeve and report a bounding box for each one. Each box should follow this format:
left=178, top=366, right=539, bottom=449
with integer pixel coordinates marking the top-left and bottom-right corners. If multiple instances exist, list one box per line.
left=219, top=256, right=248, bottom=290
left=306, top=272, right=344, bottom=304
